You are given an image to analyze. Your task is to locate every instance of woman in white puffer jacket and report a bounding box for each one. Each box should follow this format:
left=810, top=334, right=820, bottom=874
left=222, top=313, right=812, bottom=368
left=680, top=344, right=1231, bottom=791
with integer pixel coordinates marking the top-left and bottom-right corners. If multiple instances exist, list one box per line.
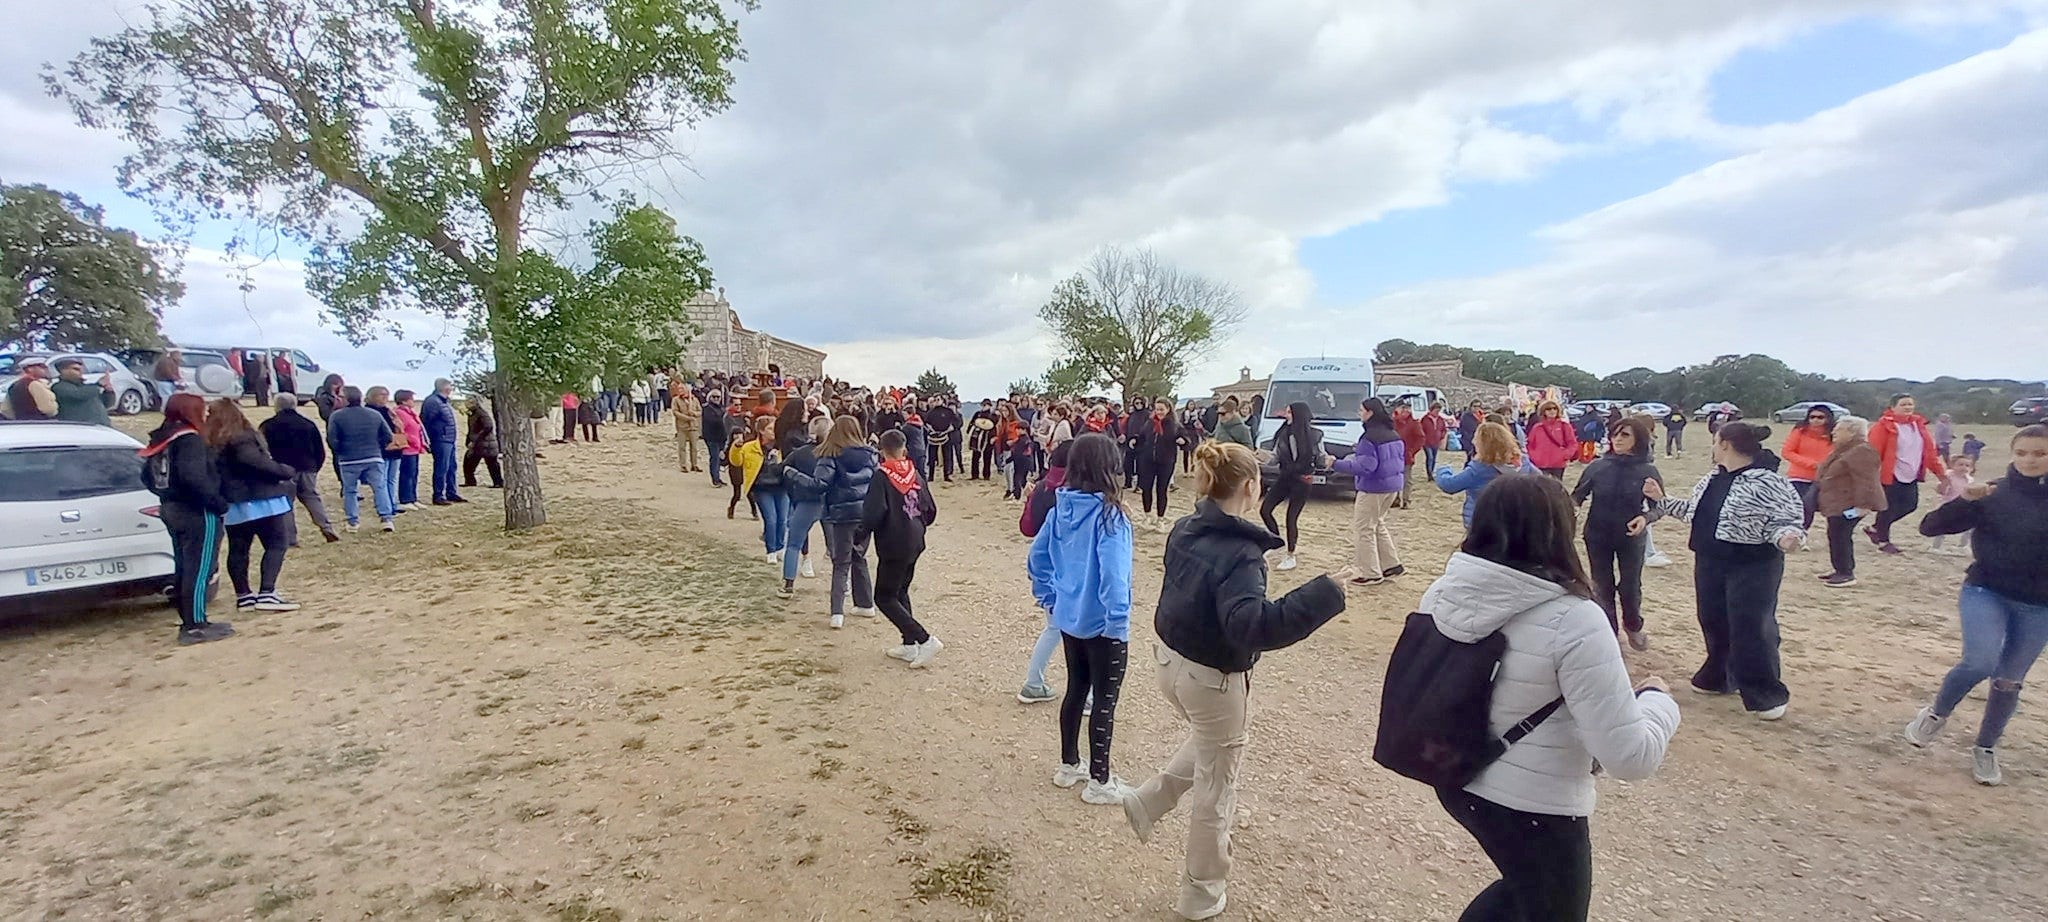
left=1422, top=472, right=1682, bottom=922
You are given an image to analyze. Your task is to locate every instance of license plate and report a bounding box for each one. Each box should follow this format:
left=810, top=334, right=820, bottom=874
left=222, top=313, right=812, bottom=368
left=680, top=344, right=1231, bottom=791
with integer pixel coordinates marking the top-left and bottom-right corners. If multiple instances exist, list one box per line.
left=24, top=558, right=133, bottom=587
left=1310, top=475, right=1328, bottom=485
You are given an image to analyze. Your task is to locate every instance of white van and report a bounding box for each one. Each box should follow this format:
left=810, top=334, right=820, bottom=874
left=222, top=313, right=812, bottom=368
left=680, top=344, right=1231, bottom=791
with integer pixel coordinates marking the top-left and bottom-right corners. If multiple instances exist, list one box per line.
left=1260, top=357, right=1375, bottom=488
left=1377, top=384, right=1445, bottom=415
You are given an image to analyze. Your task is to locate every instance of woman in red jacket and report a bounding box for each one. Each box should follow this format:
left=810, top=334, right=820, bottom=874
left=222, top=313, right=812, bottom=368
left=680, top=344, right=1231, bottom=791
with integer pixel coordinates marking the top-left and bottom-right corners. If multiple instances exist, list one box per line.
left=1781, top=405, right=1836, bottom=530
left=1866, top=394, right=1948, bottom=555
left=1392, top=404, right=1427, bottom=508
left=1525, top=400, right=1579, bottom=480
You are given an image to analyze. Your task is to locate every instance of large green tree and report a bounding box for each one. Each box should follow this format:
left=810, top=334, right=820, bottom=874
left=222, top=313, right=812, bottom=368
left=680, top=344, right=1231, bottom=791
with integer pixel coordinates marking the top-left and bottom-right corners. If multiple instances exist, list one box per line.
left=912, top=368, right=956, bottom=399
left=1039, top=247, right=1244, bottom=406
left=0, top=183, right=181, bottom=351
left=50, top=0, right=747, bottom=529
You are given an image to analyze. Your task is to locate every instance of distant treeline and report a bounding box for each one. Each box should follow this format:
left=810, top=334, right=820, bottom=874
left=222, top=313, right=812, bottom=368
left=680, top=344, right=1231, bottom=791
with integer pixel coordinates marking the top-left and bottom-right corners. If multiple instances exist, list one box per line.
left=1374, top=340, right=2043, bottom=423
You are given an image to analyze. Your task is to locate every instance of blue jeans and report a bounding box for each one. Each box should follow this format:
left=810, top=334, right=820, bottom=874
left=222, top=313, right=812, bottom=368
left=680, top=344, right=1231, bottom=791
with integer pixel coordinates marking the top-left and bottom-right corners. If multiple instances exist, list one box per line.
left=1025, top=619, right=1062, bottom=689
left=338, top=459, right=394, bottom=524
left=1423, top=445, right=1439, bottom=473
left=430, top=439, right=459, bottom=500
left=396, top=454, right=421, bottom=505
left=757, top=489, right=791, bottom=554
left=1934, top=584, right=2048, bottom=747
left=782, top=501, right=822, bottom=581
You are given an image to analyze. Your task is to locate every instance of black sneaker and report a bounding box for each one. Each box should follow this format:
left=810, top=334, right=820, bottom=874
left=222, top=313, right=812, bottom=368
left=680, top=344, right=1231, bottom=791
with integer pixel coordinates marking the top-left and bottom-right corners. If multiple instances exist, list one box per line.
left=1381, top=565, right=1406, bottom=579
left=177, top=622, right=236, bottom=646
left=449, top=496, right=469, bottom=503
left=1823, top=573, right=1857, bottom=589
left=236, top=593, right=258, bottom=611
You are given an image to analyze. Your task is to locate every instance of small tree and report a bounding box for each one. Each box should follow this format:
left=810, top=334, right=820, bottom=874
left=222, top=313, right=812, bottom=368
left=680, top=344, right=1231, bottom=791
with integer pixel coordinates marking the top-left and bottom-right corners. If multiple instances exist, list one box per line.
left=913, top=367, right=956, bottom=400
left=0, top=183, right=182, bottom=351
left=1004, top=377, right=1041, bottom=399
left=1038, top=247, right=1244, bottom=406
left=50, top=0, right=748, bottom=529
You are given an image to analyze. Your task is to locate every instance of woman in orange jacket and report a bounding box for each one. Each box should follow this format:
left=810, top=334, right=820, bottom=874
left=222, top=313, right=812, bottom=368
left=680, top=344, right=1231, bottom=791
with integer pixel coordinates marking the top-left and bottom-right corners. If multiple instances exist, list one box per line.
left=1865, top=394, right=1948, bottom=555
left=1781, top=405, right=1836, bottom=529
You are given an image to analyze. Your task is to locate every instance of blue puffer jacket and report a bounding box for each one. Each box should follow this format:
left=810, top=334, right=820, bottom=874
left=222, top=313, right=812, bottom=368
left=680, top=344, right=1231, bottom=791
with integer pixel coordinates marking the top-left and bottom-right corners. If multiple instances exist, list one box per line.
left=816, top=444, right=878, bottom=523
left=1333, top=429, right=1406, bottom=494
left=421, top=393, right=460, bottom=444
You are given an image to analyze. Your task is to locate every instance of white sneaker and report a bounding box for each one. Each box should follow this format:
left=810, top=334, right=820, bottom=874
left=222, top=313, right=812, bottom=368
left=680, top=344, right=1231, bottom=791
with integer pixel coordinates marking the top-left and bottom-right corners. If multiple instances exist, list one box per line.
left=1276, top=554, right=1298, bottom=572
left=1644, top=553, right=1673, bottom=568
left=800, top=556, right=817, bottom=578
left=829, top=614, right=844, bottom=630
left=908, top=637, right=943, bottom=668
left=1752, top=704, right=1788, bottom=721
left=1052, top=763, right=1089, bottom=788
left=1903, top=706, right=1947, bottom=747
left=345, top=523, right=359, bottom=534
left=851, top=607, right=878, bottom=618
left=1081, top=776, right=1134, bottom=805
left=381, top=521, right=396, bottom=533
left=767, top=550, right=782, bottom=564
left=1974, top=747, right=2003, bottom=786
left=884, top=644, right=915, bottom=661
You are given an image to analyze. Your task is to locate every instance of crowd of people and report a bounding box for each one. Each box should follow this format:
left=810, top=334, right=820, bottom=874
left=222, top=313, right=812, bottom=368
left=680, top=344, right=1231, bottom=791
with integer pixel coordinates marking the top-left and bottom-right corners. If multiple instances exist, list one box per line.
left=18, top=350, right=2044, bottom=921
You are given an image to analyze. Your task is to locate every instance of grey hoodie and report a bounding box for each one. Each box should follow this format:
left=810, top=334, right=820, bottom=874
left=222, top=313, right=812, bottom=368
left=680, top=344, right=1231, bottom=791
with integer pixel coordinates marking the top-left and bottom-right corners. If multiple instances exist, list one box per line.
left=1421, top=553, right=1681, bottom=816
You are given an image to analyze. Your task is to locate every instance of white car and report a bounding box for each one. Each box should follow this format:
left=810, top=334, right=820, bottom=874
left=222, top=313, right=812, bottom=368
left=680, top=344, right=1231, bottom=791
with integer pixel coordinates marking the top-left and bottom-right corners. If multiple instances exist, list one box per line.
left=1629, top=402, right=1673, bottom=418
left=0, top=421, right=197, bottom=608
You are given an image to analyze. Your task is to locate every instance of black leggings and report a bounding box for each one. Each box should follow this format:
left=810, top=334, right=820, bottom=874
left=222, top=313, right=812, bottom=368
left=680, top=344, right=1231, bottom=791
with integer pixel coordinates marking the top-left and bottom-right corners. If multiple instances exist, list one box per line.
left=1872, top=480, right=1920, bottom=544
left=1135, top=458, right=1170, bottom=517
left=581, top=421, right=599, bottom=442
left=1584, top=529, right=1645, bottom=633
left=873, top=554, right=930, bottom=645
left=1437, top=787, right=1592, bottom=922
left=1260, top=477, right=1309, bottom=552
left=1059, top=633, right=1128, bottom=784
left=1826, top=514, right=1857, bottom=577
left=226, top=511, right=291, bottom=597
left=972, top=444, right=995, bottom=480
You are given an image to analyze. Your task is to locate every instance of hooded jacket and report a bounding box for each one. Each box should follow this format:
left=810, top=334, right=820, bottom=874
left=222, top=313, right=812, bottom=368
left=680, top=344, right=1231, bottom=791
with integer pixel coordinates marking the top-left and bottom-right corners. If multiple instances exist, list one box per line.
left=857, top=458, right=936, bottom=559
left=1571, top=449, right=1663, bottom=540
left=1435, top=459, right=1531, bottom=527
left=139, top=426, right=228, bottom=514
left=213, top=430, right=297, bottom=505
left=1657, top=451, right=1805, bottom=556
left=1869, top=408, right=1947, bottom=486
left=1021, top=463, right=1067, bottom=538
left=1154, top=500, right=1346, bottom=673
left=1423, top=553, right=1681, bottom=816
left=1270, top=404, right=1321, bottom=479
left=1393, top=411, right=1427, bottom=464
left=1814, top=435, right=1885, bottom=517
left=258, top=407, right=326, bottom=473
left=1526, top=417, right=1580, bottom=470
left=1027, top=489, right=1134, bottom=642
left=1779, top=425, right=1834, bottom=483
left=816, top=444, right=879, bottom=523
left=1332, top=424, right=1405, bottom=494
left=1921, top=464, right=2048, bottom=604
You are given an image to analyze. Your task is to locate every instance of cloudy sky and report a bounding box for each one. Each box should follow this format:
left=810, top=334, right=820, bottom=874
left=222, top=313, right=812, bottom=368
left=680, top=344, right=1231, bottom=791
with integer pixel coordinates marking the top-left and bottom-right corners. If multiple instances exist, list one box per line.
left=6, top=1, right=2047, bottom=398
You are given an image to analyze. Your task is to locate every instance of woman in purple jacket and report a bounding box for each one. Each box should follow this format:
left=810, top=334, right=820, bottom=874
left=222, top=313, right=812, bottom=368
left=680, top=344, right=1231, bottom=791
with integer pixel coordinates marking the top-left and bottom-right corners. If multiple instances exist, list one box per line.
left=1332, top=397, right=1408, bottom=587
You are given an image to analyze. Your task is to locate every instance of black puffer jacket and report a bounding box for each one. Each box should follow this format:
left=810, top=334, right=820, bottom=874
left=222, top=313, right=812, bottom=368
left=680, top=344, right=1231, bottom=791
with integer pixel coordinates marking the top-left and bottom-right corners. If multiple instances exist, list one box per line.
left=1270, top=402, right=1320, bottom=479
left=817, top=444, right=878, bottom=523
left=1125, top=413, right=1182, bottom=466
left=1921, top=465, right=2048, bottom=604
left=783, top=438, right=827, bottom=504
left=1154, top=500, right=1347, bottom=674
left=214, top=430, right=297, bottom=505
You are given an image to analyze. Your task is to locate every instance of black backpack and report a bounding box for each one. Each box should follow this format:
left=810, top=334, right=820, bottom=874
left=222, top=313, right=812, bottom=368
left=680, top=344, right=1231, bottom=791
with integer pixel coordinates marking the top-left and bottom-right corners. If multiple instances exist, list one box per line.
left=1373, top=611, right=1563, bottom=789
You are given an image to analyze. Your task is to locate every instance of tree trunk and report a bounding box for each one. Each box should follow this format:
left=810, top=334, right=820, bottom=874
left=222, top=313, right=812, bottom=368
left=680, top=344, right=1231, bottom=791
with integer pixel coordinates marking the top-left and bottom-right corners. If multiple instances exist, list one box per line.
left=493, top=384, right=548, bottom=530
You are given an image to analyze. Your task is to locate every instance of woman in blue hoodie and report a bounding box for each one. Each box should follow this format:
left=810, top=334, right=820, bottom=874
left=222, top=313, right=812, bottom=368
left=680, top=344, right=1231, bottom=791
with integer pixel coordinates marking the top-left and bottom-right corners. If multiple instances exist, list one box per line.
left=1435, top=421, right=1532, bottom=528
left=1331, top=398, right=1408, bottom=587
left=1028, top=433, right=1136, bottom=805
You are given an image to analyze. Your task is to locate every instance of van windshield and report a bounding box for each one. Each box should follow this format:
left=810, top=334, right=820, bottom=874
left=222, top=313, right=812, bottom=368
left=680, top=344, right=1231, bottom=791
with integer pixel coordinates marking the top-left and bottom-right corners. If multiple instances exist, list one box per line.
left=1267, top=381, right=1369, bottom=420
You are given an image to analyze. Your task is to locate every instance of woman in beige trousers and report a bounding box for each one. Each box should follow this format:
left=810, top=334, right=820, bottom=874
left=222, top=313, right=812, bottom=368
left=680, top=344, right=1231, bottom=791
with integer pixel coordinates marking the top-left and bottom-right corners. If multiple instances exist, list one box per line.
left=1122, top=441, right=1347, bottom=920
left=1332, top=397, right=1409, bottom=587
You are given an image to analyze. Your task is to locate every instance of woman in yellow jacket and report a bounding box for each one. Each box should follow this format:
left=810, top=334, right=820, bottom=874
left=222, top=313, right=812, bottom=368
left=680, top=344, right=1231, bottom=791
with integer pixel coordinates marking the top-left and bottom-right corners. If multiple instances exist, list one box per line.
left=727, top=423, right=763, bottom=520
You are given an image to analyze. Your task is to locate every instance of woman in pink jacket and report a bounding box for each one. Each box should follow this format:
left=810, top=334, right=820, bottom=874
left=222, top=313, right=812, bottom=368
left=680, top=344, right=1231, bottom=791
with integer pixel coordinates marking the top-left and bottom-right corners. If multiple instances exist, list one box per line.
left=392, top=389, right=429, bottom=510
left=1526, top=400, right=1580, bottom=480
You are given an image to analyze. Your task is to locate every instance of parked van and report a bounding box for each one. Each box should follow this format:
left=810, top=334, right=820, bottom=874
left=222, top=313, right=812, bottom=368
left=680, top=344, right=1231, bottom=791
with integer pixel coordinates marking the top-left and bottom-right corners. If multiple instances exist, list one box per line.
left=185, top=345, right=325, bottom=400
left=1260, top=357, right=1374, bottom=489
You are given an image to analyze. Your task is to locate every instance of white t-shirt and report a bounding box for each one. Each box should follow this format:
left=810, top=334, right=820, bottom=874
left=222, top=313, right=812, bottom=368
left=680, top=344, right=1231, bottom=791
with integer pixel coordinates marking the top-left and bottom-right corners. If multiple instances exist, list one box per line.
left=1893, top=422, right=1924, bottom=483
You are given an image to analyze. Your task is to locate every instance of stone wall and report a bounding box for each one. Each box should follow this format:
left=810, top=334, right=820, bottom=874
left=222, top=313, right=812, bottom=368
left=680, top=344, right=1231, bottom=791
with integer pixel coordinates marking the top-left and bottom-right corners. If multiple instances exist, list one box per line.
left=1374, top=360, right=1509, bottom=410
left=675, top=288, right=826, bottom=379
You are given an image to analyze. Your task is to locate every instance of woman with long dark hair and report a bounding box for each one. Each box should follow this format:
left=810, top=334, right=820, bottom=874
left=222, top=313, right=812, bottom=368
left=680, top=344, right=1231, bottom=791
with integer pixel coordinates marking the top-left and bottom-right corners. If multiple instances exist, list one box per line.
left=139, top=393, right=235, bottom=645
left=1028, top=433, right=1136, bottom=805
left=1571, top=414, right=1662, bottom=649
left=1646, top=422, right=1805, bottom=719
left=1126, top=398, right=1183, bottom=530
left=204, top=398, right=302, bottom=613
left=1259, top=401, right=1323, bottom=572
left=1781, top=404, right=1836, bottom=530
left=1426, top=473, right=1679, bottom=922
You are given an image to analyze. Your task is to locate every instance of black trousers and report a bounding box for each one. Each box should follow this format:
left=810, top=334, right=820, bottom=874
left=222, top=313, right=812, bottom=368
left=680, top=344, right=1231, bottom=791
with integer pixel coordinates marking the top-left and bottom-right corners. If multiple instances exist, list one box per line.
left=1059, top=633, right=1129, bottom=784
left=581, top=421, right=599, bottom=442
left=1584, top=529, right=1645, bottom=633
left=1693, top=551, right=1790, bottom=711
left=1260, top=477, right=1309, bottom=552
left=873, top=553, right=930, bottom=646
left=1135, top=457, right=1171, bottom=517
left=561, top=412, right=575, bottom=441
left=972, top=444, right=995, bottom=480
left=1124, top=445, right=1139, bottom=489
left=226, top=511, right=292, bottom=596
left=1006, top=456, right=1031, bottom=498
left=1825, top=514, right=1857, bottom=576
left=935, top=439, right=960, bottom=480
left=1872, top=480, right=1920, bottom=544
left=463, top=448, right=503, bottom=486
left=161, top=502, right=222, bottom=629
left=1436, top=787, right=1593, bottom=922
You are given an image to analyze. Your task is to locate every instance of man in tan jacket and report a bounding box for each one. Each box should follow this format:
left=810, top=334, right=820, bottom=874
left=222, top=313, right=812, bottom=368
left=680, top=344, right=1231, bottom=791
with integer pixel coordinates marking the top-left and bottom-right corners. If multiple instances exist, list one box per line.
left=672, top=388, right=703, bottom=472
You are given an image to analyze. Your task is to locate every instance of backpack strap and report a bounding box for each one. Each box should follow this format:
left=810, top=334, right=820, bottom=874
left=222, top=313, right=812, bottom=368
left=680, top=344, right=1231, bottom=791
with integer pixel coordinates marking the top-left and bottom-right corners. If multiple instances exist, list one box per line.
left=1503, top=696, right=1566, bottom=745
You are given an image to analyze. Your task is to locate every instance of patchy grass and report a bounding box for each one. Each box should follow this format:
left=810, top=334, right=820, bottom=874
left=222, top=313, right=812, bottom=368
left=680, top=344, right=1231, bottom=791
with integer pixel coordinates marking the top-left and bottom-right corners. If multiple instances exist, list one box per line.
left=549, top=896, right=625, bottom=922
left=910, top=846, right=1012, bottom=912
left=254, top=883, right=310, bottom=916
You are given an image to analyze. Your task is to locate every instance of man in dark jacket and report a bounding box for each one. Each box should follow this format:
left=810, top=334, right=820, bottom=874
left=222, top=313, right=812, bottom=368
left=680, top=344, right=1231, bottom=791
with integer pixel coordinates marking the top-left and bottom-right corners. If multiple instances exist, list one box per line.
left=259, top=394, right=339, bottom=544
left=50, top=358, right=115, bottom=425
left=326, top=387, right=397, bottom=531
left=1457, top=400, right=1485, bottom=464
left=312, top=374, right=345, bottom=421
left=924, top=397, right=962, bottom=482
left=421, top=379, right=464, bottom=505
left=701, top=394, right=729, bottom=486
left=856, top=430, right=940, bottom=666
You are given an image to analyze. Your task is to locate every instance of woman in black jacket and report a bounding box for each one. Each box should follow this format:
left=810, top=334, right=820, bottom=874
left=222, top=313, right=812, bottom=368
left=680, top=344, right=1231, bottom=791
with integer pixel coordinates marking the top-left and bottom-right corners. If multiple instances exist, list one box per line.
left=139, top=393, right=235, bottom=645
left=1125, top=398, right=1184, bottom=530
left=1902, top=425, right=2048, bottom=785
left=1571, top=414, right=1663, bottom=650
left=1122, top=440, right=1346, bottom=920
left=205, top=398, right=302, bottom=613
left=1259, top=401, right=1325, bottom=572
left=463, top=399, right=503, bottom=488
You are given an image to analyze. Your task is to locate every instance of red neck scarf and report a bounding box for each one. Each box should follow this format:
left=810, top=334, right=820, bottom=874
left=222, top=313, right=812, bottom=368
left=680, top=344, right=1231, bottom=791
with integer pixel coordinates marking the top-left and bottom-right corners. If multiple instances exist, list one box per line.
left=880, top=456, right=920, bottom=495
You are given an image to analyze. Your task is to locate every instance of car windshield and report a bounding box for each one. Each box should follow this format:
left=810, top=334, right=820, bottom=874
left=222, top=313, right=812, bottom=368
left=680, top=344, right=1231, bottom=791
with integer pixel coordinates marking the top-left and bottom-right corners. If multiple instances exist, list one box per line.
left=1267, top=381, right=1369, bottom=420
left=0, top=447, right=144, bottom=502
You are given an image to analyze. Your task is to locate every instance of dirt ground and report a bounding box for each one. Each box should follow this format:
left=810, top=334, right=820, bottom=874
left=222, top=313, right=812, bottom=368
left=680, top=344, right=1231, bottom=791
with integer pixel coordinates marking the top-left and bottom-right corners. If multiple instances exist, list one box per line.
left=2, top=412, right=2043, bottom=921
